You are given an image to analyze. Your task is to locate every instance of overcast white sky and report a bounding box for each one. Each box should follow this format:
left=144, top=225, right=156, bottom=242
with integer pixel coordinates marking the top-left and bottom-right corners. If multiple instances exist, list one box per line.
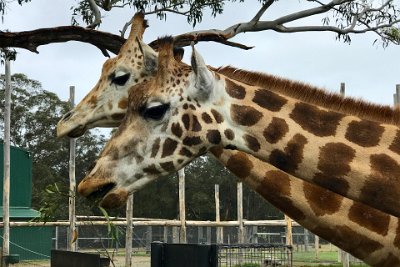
left=1, top=1, right=399, bottom=107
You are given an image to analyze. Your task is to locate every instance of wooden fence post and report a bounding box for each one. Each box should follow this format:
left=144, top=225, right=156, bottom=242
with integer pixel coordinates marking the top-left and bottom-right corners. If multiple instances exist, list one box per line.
left=237, top=182, right=244, bottom=244
left=215, top=185, right=223, bottom=244
left=68, top=86, right=77, bottom=252
left=178, top=169, right=186, bottom=243
left=125, top=194, right=133, bottom=267
left=2, top=58, right=11, bottom=267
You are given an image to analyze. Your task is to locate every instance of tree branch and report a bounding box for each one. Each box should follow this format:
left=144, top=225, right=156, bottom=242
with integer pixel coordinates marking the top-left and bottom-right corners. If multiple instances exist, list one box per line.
left=0, top=26, right=125, bottom=56
left=250, top=0, right=276, bottom=22
left=87, top=0, right=102, bottom=29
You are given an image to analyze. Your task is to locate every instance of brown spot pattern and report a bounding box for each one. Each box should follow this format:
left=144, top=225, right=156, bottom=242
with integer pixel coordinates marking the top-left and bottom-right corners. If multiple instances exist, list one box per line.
left=179, top=147, right=193, bottom=157
left=160, top=161, right=175, bottom=172
left=171, top=123, right=183, bottom=138
left=225, top=79, right=246, bottom=99
left=263, top=117, right=289, bottom=144
left=143, top=164, right=161, bottom=175
left=201, top=112, right=213, bottom=124
left=395, top=220, right=400, bottom=249
left=224, top=129, right=235, bottom=140
left=243, top=134, right=260, bottom=152
left=161, top=138, right=178, bottom=158
left=191, top=115, right=202, bottom=132
left=290, top=102, right=344, bottom=137
left=389, top=130, right=400, bottom=155
left=225, top=152, right=253, bottom=179
left=211, top=109, right=224, bottom=123
left=118, top=98, right=128, bottom=109
left=206, top=130, right=221, bottom=145
left=151, top=138, right=161, bottom=158
left=231, top=104, right=263, bottom=127
left=253, top=88, right=287, bottom=112
left=111, top=113, right=125, bottom=121
left=317, top=142, right=355, bottom=176
left=183, top=136, right=202, bottom=146
left=303, top=182, right=343, bottom=216
left=345, top=120, right=384, bottom=147
left=182, top=114, right=190, bottom=130
left=348, top=202, right=390, bottom=236
left=313, top=173, right=350, bottom=199
left=256, top=170, right=306, bottom=221
left=269, top=134, right=307, bottom=173
left=359, top=154, right=400, bottom=217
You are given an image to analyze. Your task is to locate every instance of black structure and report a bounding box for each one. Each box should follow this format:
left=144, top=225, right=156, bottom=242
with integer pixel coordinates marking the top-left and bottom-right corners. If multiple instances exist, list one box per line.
left=50, top=250, right=110, bottom=267
left=151, top=242, right=292, bottom=267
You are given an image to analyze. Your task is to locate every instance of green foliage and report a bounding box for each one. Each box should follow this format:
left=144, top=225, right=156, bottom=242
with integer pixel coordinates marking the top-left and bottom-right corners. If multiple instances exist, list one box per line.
left=233, top=263, right=260, bottom=267
left=71, top=0, right=246, bottom=27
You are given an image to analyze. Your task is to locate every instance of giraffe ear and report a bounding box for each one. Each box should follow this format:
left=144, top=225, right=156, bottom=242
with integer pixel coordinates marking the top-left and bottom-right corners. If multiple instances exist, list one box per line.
left=173, top=47, right=184, bottom=62
left=190, top=43, right=214, bottom=101
left=137, top=38, right=158, bottom=73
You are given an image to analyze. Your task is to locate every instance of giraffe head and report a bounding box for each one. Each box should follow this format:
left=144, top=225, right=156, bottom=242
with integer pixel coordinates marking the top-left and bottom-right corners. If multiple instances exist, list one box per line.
left=57, top=12, right=159, bottom=138
left=78, top=37, right=230, bottom=208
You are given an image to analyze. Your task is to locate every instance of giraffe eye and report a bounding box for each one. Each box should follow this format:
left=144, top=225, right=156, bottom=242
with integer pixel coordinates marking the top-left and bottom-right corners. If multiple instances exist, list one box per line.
left=141, top=103, right=170, bottom=120
left=112, top=73, right=130, bottom=86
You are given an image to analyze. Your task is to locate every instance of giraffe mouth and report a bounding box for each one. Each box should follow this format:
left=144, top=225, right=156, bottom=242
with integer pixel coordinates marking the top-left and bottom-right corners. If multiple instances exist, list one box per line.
left=86, top=182, right=116, bottom=202
left=67, top=125, right=87, bottom=138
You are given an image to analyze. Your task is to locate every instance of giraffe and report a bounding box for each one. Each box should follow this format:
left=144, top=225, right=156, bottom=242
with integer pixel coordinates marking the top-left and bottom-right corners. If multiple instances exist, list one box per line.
left=57, top=12, right=159, bottom=138
left=78, top=37, right=400, bottom=217
left=75, top=38, right=400, bottom=265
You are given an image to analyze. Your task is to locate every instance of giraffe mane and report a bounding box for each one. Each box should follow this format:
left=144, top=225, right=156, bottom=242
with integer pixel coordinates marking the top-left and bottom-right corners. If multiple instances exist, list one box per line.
left=216, top=66, right=400, bottom=126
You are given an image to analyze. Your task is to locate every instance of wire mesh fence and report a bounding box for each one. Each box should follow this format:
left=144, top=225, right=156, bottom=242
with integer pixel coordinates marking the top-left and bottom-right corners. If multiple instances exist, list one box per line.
left=1, top=224, right=368, bottom=267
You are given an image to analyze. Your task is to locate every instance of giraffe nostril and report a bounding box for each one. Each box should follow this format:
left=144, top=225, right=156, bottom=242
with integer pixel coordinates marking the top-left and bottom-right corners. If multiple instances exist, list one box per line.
left=61, top=111, right=73, bottom=122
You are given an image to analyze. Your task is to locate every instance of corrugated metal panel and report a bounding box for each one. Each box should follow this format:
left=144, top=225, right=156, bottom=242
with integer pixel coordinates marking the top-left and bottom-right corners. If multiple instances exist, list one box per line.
left=0, top=143, right=33, bottom=207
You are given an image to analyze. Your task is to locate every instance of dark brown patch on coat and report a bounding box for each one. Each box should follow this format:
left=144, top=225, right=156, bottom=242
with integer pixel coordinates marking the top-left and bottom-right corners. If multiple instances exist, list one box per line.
left=225, top=78, right=246, bottom=99
left=376, top=254, right=400, bottom=267
left=161, top=138, right=178, bottom=158
left=394, top=220, right=400, bottom=249
left=312, top=226, right=383, bottom=260
left=151, top=138, right=161, bottom=158
left=207, top=130, right=221, bottom=145
left=256, top=170, right=306, bottom=221
left=269, top=134, right=308, bottom=173
left=111, top=113, right=125, bottom=121
left=317, top=142, right=355, bottom=176
left=87, top=95, right=97, bottom=107
left=263, top=117, right=289, bottom=144
left=143, top=164, right=161, bottom=175
left=191, top=115, right=202, bottom=132
left=348, top=202, right=390, bottom=236
left=253, top=88, right=287, bottom=112
left=243, top=134, right=260, bottom=152
left=225, top=152, right=253, bottom=179
left=209, top=146, right=223, bottom=158
left=160, top=161, right=175, bottom=172
left=290, top=102, right=344, bottom=137
left=303, top=182, right=343, bottom=216
left=359, top=154, right=400, bottom=217
left=211, top=109, right=224, bottom=123
left=171, top=123, right=183, bottom=138
left=224, top=129, right=235, bottom=140
left=389, top=130, right=400, bottom=155
left=231, top=104, right=263, bottom=127
left=201, top=112, right=213, bottom=124
left=345, top=120, right=384, bottom=147
left=179, top=147, right=193, bottom=157
left=182, top=114, right=190, bottom=130
left=183, top=136, right=202, bottom=146
left=313, top=173, right=350, bottom=198
left=118, top=98, right=128, bottom=109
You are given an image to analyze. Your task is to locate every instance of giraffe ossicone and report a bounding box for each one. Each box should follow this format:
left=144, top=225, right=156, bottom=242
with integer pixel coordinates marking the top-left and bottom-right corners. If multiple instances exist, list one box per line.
left=78, top=37, right=400, bottom=221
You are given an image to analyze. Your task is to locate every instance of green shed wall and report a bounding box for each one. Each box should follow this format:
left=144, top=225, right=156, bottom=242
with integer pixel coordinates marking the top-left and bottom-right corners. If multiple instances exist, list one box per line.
left=0, top=143, right=32, bottom=207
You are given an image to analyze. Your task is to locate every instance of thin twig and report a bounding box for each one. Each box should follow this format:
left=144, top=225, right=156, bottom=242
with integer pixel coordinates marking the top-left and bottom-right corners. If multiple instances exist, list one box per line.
left=251, top=0, right=276, bottom=22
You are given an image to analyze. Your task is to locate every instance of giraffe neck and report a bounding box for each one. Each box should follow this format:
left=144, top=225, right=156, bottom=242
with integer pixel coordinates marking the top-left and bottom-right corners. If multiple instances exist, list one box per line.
left=212, top=74, right=400, bottom=218
left=211, top=148, right=400, bottom=266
